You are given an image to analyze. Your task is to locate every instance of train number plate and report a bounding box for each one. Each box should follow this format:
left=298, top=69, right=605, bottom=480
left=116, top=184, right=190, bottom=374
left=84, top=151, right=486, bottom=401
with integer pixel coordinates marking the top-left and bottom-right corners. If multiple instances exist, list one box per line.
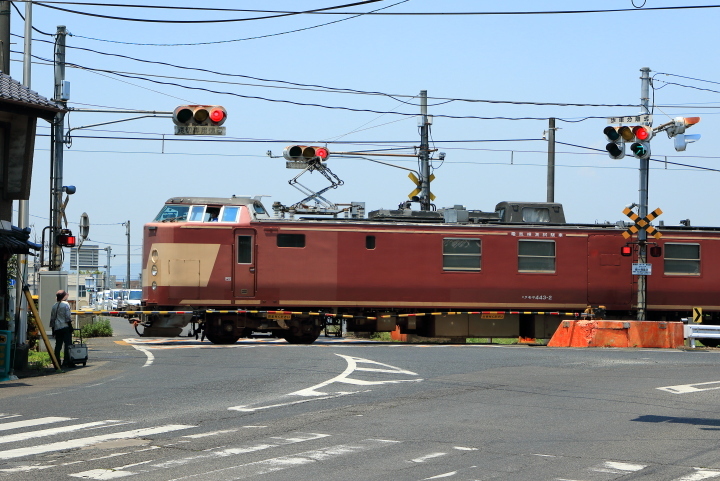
left=267, top=313, right=291, bottom=320
left=481, top=313, right=505, bottom=320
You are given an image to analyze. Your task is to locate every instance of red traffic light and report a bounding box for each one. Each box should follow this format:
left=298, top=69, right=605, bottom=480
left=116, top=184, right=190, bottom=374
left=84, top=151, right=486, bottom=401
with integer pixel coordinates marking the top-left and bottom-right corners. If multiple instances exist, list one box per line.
left=632, top=125, right=652, bottom=141
left=57, top=229, right=76, bottom=248
left=283, top=145, right=331, bottom=161
left=173, top=105, right=227, bottom=135
left=621, top=245, right=632, bottom=257
left=209, top=107, right=226, bottom=124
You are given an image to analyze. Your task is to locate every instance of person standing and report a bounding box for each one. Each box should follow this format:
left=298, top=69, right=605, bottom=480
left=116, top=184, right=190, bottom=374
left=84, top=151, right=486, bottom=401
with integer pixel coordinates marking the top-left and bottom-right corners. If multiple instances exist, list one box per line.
left=50, top=290, right=73, bottom=367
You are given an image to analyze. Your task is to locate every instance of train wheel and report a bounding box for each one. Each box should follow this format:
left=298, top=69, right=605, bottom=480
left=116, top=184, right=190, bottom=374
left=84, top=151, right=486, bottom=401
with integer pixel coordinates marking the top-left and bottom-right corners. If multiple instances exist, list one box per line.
left=282, top=327, right=321, bottom=344
left=205, top=332, right=240, bottom=345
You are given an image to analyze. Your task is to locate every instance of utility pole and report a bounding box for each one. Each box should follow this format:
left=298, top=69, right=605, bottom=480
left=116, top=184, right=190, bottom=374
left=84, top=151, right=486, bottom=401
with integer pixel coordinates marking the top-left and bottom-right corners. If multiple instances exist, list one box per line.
left=50, top=26, right=67, bottom=270
left=0, top=1, right=10, bottom=74
left=546, top=118, right=556, bottom=203
left=636, top=67, right=652, bottom=321
left=16, top=0, right=32, bottom=345
left=418, top=90, right=431, bottom=211
left=124, top=221, right=130, bottom=288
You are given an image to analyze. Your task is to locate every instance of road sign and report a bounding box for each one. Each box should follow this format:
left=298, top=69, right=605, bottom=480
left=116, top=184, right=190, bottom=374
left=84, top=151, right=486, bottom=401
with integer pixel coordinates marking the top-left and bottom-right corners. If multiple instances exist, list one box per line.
left=693, top=307, right=703, bottom=323
left=632, top=263, right=652, bottom=275
left=622, top=207, right=662, bottom=239
left=174, top=125, right=226, bottom=136
left=633, top=262, right=652, bottom=276
left=607, top=114, right=653, bottom=124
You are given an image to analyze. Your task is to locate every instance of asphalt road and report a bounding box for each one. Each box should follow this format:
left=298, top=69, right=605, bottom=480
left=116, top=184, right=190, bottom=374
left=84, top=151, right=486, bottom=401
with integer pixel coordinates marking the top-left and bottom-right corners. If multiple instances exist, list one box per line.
left=2, top=318, right=720, bottom=480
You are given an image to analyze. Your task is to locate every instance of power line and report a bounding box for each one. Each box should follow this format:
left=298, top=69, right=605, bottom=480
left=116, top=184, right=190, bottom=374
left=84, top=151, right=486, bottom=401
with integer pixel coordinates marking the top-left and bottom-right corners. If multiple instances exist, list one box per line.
left=33, top=0, right=386, bottom=23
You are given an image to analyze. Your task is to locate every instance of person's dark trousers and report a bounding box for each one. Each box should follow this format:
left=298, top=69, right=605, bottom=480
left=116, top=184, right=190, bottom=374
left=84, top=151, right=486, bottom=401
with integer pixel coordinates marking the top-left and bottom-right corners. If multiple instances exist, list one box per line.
left=54, top=327, right=73, bottom=366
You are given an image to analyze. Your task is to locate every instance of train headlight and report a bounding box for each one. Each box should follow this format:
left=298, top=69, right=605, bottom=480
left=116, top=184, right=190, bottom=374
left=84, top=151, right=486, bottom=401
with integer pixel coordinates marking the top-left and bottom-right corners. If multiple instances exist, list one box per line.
left=151, top=282, right=157, bottom=291
left=151, top=249, right=159, bottom=263
left=151, top=265, right=158, bottom=276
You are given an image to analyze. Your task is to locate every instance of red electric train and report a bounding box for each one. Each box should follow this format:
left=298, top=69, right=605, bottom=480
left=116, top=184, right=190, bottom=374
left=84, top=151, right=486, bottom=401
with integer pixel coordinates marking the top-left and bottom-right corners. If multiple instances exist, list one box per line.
left=136, top=195, right=720, bottom=344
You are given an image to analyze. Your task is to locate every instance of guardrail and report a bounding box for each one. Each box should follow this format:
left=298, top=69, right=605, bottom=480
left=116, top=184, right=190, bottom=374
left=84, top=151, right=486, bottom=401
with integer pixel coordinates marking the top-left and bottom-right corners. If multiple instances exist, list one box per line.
left=684, top=324, right=720, bottom=348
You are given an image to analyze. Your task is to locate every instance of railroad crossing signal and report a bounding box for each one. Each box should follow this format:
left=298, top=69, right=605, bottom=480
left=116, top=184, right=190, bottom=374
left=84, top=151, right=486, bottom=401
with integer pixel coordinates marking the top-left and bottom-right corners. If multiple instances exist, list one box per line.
left=408, top=172, right=435, bottom=201
left=622, top=207, right=663, bottom=239
left=693, top=307, right=703, bottom=323
left=173, top=105, right=227, bottom=135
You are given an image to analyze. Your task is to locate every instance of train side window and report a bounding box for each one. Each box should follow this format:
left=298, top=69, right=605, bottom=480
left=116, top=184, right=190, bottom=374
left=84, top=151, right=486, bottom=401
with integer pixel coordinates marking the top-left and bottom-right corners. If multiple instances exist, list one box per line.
left=237, top=236, right=252, bottom=264
left=366, top=235, right=376, bottom=250
left=221, top=206, right=240, bottom=222
left=188, top=205, right=205, bottom=222
left=443, top=238, right=481, bottom=271
left=518, top=239, right=555, bottom=272
left=277, top=233, right=305, bottom=248
left=664, top=243, right=700, bottom=275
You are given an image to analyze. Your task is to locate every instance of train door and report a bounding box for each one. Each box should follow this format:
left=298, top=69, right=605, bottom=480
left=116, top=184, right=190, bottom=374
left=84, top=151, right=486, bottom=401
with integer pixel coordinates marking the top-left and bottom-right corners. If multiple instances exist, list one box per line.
left=587, top=234, right=633, bottom=309
left=234, top=229, right=256, bottom=297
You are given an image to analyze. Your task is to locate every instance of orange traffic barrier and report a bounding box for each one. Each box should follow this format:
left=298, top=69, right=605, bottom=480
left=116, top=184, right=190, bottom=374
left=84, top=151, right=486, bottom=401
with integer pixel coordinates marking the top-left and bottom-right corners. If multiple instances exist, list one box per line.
left=390, top=325, right=407, bottom=342
left=548, top=320, right=683, bottom=348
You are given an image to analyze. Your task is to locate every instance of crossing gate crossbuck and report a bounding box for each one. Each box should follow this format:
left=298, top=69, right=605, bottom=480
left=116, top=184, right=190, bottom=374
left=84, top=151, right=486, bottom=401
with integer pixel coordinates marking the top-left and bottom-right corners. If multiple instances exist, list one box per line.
left=622, top=207, right=663, bottom=239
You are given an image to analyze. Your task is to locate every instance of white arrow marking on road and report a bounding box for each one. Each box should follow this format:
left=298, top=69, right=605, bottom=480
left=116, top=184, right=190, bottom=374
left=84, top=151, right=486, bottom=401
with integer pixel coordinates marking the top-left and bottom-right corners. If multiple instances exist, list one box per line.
left=228, top=354, right=421, bottom=411
left=658, top=381, right=720, bottom=394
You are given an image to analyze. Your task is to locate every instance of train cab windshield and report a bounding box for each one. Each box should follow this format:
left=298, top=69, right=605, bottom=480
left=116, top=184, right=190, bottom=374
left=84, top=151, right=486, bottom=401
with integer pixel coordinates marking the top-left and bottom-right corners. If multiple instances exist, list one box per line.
left=154, top=204, right=241, bottom=223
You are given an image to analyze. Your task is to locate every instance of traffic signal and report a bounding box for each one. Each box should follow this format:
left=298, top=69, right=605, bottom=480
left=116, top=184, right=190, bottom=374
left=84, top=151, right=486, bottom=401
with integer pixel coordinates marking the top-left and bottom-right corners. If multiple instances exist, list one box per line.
left=173, top=105, right=227, bottom=135
left=282, top=145, right=330, bottom=161
left=603, top=126, right=625, bottom=159
left=629, top=126, right=652, bottom=160
left=666, top=116, right=701, bottom=151
left=57, top=229, right=76, bottom=248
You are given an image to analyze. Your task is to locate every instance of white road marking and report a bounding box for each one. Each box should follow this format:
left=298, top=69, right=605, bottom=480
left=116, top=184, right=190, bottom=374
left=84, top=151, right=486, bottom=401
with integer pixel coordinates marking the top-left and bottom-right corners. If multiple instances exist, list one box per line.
left=590, top=461, right=646, bottom=473
left=182, top=429, right=239, bottom=439
left=675, top=468, right=720, bottom=480
left=0, top=420, right=125, bottom=444
left=423, top=471, right=457, bottom=479
left=0, top=416, right=73, bottom=431
left=165, top=439, right=399, bottom=481
left=290, top=353, right=421, bottom=397
left=69, top=433, right=330, bottom=479
left=453, top=446, right=478, bottom=451
left=658, top=381, right=720, bottom=394
left=228, top=353, right=421, bottom=411
left=131, top=346, right=154, bottom=367
left=411, top=452, right=447, bottom=463
left=0, top=424, right=194, bottom=460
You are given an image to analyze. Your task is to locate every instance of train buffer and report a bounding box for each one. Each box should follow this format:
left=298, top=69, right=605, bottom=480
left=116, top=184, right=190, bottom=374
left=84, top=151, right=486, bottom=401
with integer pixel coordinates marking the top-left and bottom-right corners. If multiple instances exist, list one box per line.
left=684, top=324, right=720, bottom=348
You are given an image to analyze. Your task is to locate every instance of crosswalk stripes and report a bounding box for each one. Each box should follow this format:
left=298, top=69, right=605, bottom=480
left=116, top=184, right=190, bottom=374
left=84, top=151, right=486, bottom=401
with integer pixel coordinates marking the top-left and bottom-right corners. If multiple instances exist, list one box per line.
left=2, top=415, right=720, bottom=480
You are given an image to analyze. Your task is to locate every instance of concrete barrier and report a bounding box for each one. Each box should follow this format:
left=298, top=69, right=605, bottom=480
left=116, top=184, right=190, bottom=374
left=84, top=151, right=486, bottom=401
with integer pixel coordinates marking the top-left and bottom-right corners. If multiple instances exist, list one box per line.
left=548, top=320, right=683, bottom=348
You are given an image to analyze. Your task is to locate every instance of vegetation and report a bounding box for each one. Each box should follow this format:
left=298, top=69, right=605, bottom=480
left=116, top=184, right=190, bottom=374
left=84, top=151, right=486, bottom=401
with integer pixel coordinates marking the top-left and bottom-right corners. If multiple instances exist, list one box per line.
left=27, top=350, right=52, bottom=370
left=80, top=318, right=113, bottom=337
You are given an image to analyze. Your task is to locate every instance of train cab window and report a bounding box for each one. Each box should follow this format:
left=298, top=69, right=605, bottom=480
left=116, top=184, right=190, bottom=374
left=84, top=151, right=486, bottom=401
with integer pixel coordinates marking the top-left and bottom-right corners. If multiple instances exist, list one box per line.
left=522, top=207, right=550, bottom=223
left=664, top=243, right=700, bottom=275
left=443, top=238, right=481, bottom=271
left=188, top=205, right=206, bottom=222
left=366, top=235, right=376, bottom=250
left=277, top=233, right=305, bottom=248
left=518, top=239, right=556, bottom=272
left=206, top=207, right=221, bottom=222
left=154, top=205, right=189, bottom=222
left=221, top=206, right=240, bottom=222
left=253, top=203, right=267, bottom=215
left=237, top=236, right=252, bottom=264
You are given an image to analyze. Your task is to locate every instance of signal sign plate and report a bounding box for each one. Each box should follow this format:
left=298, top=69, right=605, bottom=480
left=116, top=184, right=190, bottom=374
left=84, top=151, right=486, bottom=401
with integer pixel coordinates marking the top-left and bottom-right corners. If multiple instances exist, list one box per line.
left=175, top=125, right=226, bottom=136
left=632, top=263, right=652, bottom=276
left=607, top=114, right=653, bottom=124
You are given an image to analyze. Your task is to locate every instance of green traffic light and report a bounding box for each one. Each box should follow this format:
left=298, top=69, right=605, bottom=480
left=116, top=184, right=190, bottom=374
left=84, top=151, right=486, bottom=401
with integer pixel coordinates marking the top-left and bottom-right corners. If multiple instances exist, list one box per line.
left=631, top=142, right=649, bottom=158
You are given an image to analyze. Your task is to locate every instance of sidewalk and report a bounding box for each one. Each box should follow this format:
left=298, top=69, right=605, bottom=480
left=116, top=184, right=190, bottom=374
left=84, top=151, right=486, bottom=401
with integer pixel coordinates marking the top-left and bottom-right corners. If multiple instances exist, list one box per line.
left=10, top=317, right=138, bottom=380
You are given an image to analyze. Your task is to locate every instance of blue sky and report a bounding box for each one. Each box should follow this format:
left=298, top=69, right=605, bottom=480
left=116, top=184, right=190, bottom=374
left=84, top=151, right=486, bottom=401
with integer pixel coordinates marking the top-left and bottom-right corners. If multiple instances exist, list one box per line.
left=11, top=1, right=720, bottom=281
